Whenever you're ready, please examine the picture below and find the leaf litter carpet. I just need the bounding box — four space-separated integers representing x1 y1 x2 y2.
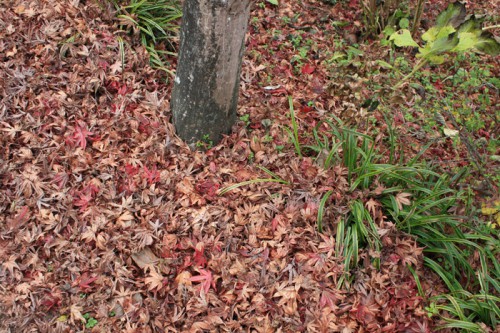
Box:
0 0 468 332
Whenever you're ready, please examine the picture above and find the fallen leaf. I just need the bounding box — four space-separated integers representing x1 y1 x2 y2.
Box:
131 247 159 269
190 269 215 295
302 63 315 74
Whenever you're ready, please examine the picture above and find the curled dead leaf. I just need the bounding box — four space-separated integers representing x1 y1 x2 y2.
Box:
175 271 192 287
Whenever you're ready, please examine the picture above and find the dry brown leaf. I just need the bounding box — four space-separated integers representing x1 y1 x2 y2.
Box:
131 247 159 269
145 269 165 291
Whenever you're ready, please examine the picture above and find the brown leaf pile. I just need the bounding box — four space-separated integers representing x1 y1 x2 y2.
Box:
0 0 484 332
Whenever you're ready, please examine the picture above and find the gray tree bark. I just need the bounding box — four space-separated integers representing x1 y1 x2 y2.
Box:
171 0 251 145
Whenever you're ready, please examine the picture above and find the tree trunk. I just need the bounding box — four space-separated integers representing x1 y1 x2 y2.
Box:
171 0 251 146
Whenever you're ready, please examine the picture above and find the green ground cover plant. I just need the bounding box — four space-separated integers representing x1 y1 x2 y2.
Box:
301 109 500 330
112 0 181 75
389 2 500 88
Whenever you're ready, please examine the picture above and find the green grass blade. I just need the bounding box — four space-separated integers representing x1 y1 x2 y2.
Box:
288 96 302 157
317 190 333 233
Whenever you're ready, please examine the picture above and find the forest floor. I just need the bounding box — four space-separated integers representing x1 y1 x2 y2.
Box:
0 0 499 332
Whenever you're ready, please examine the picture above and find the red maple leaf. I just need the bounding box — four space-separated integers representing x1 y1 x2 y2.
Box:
77 273 98 292
300 105 314 113
348 0 359 8
124 164 139 176
71 122 93 149
271 214 285 231
143 165 160 184
195 180 220 199
433 79 444 92
106 80 120 93
301 63 315 74
320 290 338 310
118 84 128 96
73 183 100 211
84 183 100 196
73 192 92 212
41 294 61 311
190 269 216 294
193 248 207 267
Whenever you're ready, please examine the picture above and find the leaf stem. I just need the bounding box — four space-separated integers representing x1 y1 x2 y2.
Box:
394 58 429 89
482 24 500 31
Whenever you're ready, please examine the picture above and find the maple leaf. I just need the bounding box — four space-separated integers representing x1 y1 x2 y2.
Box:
15 283 32 294
52 172 69 189
116 210 134 228
124 163 139 176
8 206 30 230
118 83 128 96
70 304 85 324
371 183 386 196
76 273 98 292
84 183 100 196
271 214 285 231
301 63 315 74
395 192 412 211
2 256 20 276
193 247 207 267
71 122 93 149
110 60 123 74
1 122 22 139
41 294 61 311
145 270 166 291
195 180 220 199
365 198 380 215
175 271 192 287
300 104 314 113
320 290 338 310
190 269 216 295
73 192 92 212
143 165 160 184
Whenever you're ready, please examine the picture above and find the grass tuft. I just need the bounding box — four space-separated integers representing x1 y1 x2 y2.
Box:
112 0 182 75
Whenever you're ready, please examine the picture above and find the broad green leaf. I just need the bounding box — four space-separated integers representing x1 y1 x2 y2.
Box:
452 32 477 52
429 34 459 54
266 0 278 5
389 29 419 47
435 26 456 40
456 15 482 35
423 26 456 44
399 17 410 29
422 26 439 42
376 60 393 69
383 25 395 37
428 54 445 64
435 2 466 29
417 44 433 58
475 34 500 55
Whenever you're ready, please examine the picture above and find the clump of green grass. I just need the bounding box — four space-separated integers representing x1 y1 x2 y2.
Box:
112 0 182 75
285 101 499 330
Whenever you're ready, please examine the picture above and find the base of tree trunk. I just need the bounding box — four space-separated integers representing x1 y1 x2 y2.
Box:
171 0 251 146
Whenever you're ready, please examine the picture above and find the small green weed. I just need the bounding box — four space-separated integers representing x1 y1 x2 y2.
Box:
239 114 251 127
83 313 98 329
195 134 213 150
